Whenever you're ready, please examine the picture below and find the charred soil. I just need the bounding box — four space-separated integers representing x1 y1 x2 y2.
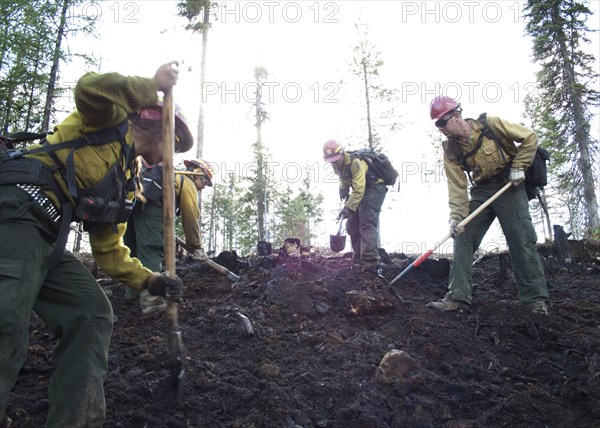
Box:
3 240 600 428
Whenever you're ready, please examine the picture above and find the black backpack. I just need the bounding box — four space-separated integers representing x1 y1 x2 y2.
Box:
140 163 164 203
349 148 399 186
0 120 135 264
139 163 185 211
478 113 550 200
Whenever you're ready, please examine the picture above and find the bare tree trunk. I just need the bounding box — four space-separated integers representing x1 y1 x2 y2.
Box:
553 224 573 262
42 0 69 130
196 3 211 158
195 4 212 243
362 60 374 149
73 222 83 253
254 76 266 242
0 9 13 73
538 189 552 240
552 2 600 234
25 56 41 129
208 185 217 251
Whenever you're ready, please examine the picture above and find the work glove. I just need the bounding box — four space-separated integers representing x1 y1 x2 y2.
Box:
339 187 349 202
509 167 525 185
146 272 183 302
192 248 208 262
449 219 465 238
337 207 353 220
154 61 179 93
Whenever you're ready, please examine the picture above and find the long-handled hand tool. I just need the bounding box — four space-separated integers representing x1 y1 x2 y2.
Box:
175 236 240 283
380 181 514 287
162 86 185 401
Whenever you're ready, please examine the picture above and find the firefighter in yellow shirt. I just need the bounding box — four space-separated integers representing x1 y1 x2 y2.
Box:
426 96 549 315
323 139 387 267
124 158 214 313
0 61 193 427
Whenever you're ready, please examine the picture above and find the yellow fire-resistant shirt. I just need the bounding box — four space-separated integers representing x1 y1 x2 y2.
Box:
24 71 161 291
175 174 201 251
443 115 538 222
335 152 370 212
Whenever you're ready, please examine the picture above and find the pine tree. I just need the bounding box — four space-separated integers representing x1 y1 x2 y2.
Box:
250 66 271 243
348 18 400 152
523 0 600 237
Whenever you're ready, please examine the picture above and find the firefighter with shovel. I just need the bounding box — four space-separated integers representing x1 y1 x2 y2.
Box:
323 139 387 269
426 96 549 315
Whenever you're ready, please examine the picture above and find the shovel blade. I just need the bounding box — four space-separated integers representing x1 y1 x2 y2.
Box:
330 234 347 252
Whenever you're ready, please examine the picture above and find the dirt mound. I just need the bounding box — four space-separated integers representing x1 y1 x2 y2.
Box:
3 240 600 427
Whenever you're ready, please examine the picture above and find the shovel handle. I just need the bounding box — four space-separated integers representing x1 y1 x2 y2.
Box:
337 217 345 235
388 181 514 286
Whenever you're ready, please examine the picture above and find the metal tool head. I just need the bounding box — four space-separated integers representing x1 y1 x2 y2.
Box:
376 266 390 284
167 324 185 401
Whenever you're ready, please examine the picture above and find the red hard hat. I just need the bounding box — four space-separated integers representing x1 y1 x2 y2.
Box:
323 139 344 163
184 158 214 186
138 99 194 153
430 96 460 121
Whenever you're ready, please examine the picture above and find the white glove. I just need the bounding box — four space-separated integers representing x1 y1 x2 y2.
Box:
509 167 525 185
449 219 465 238
192 249 208 262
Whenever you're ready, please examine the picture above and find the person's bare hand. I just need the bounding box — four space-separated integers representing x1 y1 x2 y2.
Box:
154 61 179 93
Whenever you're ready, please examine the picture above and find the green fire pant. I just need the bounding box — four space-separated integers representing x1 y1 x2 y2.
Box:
346 183 387 263
445 182 549 306
0 185 113 427
123 203 163 302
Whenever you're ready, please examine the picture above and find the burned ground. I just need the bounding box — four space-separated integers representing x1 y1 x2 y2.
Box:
3 240 600 428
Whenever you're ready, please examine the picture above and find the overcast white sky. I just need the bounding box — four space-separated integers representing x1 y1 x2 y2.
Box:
63 1 600 253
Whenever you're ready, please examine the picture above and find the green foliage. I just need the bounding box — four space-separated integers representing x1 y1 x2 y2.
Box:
200 168 324 255
177 0 215 33
201 174 247 253
272 168 324 247
523 0 600 237
0 0 98 134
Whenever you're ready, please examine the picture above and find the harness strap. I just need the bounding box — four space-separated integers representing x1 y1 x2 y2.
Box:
7 119 129 158
455 132 485 185
45 203 74 267
477 113 508 162
2 131 47 145
454 113 515 185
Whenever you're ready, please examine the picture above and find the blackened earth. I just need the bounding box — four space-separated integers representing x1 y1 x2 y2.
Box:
3 240 600 428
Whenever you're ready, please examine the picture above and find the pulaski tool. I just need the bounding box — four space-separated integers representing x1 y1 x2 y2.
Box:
379 181 514 288
161 86 185 401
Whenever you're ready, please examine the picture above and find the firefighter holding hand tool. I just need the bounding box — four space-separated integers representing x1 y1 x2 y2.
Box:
323 139 387 269
0 61 192 427
124 157 214 313
426 96 549 315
